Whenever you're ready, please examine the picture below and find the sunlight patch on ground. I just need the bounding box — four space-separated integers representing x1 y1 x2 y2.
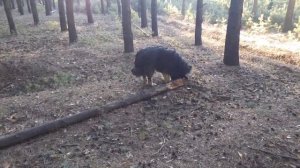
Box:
240 31 300 53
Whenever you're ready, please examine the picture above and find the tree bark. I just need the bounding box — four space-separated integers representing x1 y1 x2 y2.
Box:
106 0 111 8
0 79 186 149
100 0 105 14
58 0 67 31
181 0 186 17
121 0 134 53
30 0 39 25
117 0 121 17
3 0 17 35
85 0 94 23
223 0 244 66
26 0 31 13
151 0 158 36
195 0 203 46
16 0 24 15
11 0 16 9
283 0 296 33
45 0 52 15
252 0 258 21
140 0 147 28
66 0 77 43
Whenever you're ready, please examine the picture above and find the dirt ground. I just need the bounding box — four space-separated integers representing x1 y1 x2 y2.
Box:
0 6 300 168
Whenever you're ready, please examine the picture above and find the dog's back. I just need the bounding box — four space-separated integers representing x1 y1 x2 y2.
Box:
132 46 191 81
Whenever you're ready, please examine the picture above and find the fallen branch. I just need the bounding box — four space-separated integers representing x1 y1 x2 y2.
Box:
248 146 300 161
0 79 186 149
133 23 151 37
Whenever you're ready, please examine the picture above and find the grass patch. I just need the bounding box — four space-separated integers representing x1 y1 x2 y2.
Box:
24 72 75 93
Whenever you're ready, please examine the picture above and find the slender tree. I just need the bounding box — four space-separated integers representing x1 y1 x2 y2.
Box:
117 0 121 17
26 0 31 13
107 0 111 8
100 0 105 14
252 0 258 21
151 0 158 36
140 0 147 28
195 0 203 46
223 0 244 66
66 0 78 43
85 0 94 23
0 0 3 6
45 0 52 15
52 0 55 9
137 0 141 17
58 0 67 31
283 0 296 33
181 0 186 17
11 0 16 9
3 0 17 35
121 0 134 53
16 0 24 15
30 0 39 25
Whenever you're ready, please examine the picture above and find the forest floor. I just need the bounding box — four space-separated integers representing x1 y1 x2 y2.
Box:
0 6 300 168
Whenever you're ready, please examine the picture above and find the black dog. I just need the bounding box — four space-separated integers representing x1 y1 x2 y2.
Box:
131 46 192 85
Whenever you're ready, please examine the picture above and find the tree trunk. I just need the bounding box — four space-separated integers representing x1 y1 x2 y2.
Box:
45 0 52 15
58 0 67 31
223 0 244 66
282 0 296 33
30 0 39 25
100 0 105 14
117 0 121 17
11 0 16 9
0 79 185 149
137 0 141 17
66 0 77 43
140 0 147 28
195 0 203 46
121 0 134 53
52 0 56 9
107 0 111 8
26 0 31 13
0 0 3 6
3 0 17 35
252 0 258 21
151 0 158 36
85 0 94 23
16 0 24 15
181 0 186 17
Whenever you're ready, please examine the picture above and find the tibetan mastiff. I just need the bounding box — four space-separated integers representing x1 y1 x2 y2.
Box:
131 46 192 85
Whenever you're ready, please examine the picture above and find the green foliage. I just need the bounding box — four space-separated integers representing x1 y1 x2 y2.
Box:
24 72 74 93
293 17 300 39
156 0 300 40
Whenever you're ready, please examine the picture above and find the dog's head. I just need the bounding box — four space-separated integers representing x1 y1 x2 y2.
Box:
131 67 143 77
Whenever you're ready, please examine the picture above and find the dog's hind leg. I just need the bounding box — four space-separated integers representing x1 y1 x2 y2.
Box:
143 76 148 85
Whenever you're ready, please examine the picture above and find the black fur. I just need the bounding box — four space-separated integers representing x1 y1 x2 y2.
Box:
131 46 192 82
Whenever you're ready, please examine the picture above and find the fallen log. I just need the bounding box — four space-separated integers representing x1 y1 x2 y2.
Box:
0 79 186 149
